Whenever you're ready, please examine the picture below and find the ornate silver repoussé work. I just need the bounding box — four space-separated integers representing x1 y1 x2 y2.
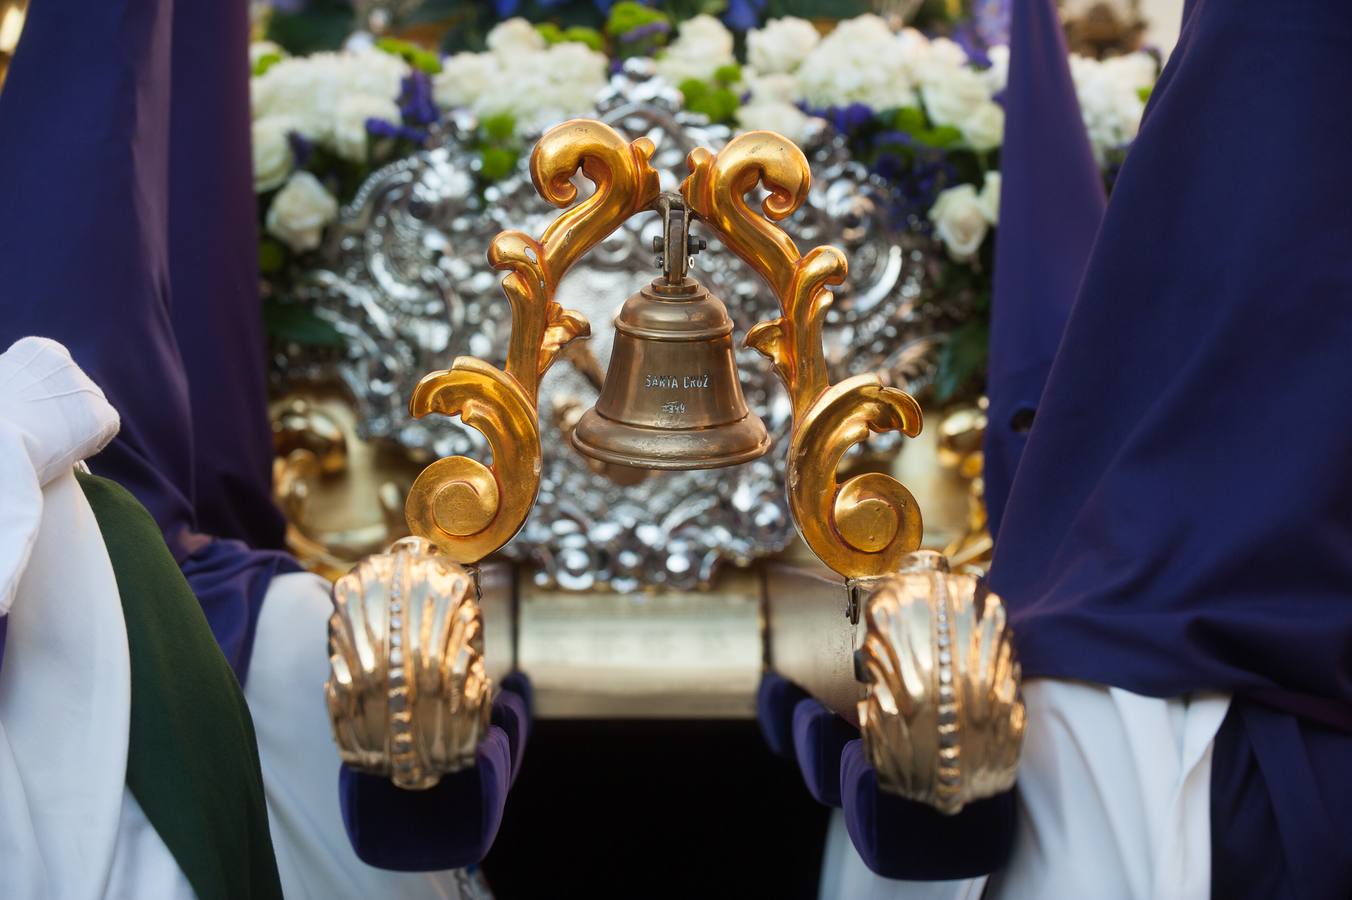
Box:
275 61 972 591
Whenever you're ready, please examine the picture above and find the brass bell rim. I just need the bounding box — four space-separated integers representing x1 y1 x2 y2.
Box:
612 317 734 342
571 409 771 471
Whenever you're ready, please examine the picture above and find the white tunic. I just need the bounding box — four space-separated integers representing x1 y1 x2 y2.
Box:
246 570 475 900
0 337 193 900
820 680 1230 900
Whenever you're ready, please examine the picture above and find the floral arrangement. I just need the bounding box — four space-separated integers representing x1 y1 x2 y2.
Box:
251 9 1158 395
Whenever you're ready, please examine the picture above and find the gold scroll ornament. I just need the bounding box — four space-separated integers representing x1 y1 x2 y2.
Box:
405 120 660 564
682 131 924 579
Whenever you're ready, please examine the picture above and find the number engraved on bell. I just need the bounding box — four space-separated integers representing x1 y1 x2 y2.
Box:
661 401 686 415
644 374 711 389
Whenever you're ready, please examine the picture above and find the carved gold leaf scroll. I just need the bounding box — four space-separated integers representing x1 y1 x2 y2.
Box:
682 131 923 578
406 119 661 563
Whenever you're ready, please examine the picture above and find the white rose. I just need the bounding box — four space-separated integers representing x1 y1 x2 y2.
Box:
921 65 992 128
252 115 297 192
343 31 376 52
744 71 800 106
825 14 893 48
674 14 735 59
251 50 408 150
656 15 735 85
897 27 930 59
736 102 812 145
467 42 607 134
252 55 334 141
929 37 970 67
928 184 989 262
339 49 409 100
796 18 917 112
977 171 1000 225
1104 51 1157 92
266 171 339 253
747 17 820 75
961 100 1004 152
543 42 608 103
433 52 501 109
983 44 1010 94
487 17 546 56
332 93 401 161
1071 52 1153 163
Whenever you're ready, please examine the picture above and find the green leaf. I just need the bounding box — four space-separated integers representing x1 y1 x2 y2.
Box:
258 239 287 275
934 317 989 403
891 106 927 133
678 78 710 104
1137 85 1153 103
262 300 345 348
561 26 605 52
680 80 739 124
479 146 520 182
252 52 283 77
713 63 742 86
920 124 963 149
265 0 353 54
480 113 517 143
375 37 443 74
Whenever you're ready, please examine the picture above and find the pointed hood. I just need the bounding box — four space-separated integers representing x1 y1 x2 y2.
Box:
984 0 1106 535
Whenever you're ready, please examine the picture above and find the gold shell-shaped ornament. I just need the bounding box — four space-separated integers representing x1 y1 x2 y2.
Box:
325 537 493 790
856 551 1025 814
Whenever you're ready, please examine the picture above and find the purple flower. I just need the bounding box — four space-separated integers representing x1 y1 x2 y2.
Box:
399 72 438 127
971 0 1012 48
288 131 313 168
625 20 671 42
949 23 992 69
366 117 427 144
816 102 874 135
722 0 765 31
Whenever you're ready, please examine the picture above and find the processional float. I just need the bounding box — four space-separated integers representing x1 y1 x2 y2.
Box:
323 118 1025 813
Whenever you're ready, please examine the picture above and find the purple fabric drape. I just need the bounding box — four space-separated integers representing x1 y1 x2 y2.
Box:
756 671 810 760
339 674 536 870
990 0 1352 894
0 0 297 682
839 740 1016 880
790 698 856 808
340 726 514 872
169 0 289 552
983 0 1105 535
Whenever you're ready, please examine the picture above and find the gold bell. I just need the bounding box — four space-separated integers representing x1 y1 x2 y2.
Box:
572 274 771 470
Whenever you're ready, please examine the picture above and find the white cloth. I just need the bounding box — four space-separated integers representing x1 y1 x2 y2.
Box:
0 337 192 900
819 680 1230 900
245 570 469 900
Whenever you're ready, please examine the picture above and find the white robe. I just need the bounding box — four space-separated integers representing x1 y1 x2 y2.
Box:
246 570 478 900
2 337 475 898
819 681 1230 900
0 337 193 900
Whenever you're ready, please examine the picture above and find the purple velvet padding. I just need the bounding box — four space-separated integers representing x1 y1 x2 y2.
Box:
339 725 512 871
791 698 858 807
492 689 529 787
500 670 534 722
840 740 1016 880
756 672 809 760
